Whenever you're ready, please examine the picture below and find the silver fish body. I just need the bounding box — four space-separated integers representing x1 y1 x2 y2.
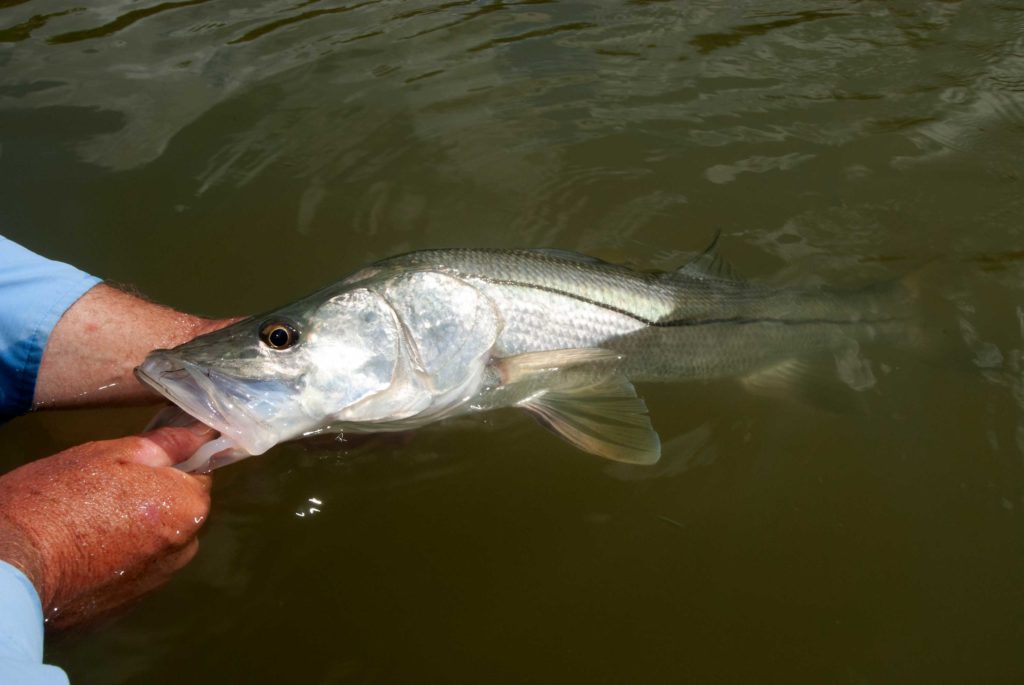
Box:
136 244 911 469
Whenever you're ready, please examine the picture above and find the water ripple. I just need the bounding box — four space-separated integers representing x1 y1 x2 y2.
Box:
467 21 596 53
227 0 383 45
398 0 549 41
690 10 854 54
46 0 214 45
0 7 83 43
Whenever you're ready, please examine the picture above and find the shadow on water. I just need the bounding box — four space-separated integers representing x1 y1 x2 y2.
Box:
2 1 1024 683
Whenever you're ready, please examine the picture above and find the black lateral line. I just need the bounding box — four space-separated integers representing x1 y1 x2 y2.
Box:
469 275 900 328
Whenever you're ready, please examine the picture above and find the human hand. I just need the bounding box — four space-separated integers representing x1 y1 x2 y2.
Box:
0 426 215 629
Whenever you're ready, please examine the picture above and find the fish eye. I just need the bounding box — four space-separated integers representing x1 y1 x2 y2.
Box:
259 321 300 350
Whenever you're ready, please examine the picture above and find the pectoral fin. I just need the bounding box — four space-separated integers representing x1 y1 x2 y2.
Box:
497 347 623 383
493 349 661 465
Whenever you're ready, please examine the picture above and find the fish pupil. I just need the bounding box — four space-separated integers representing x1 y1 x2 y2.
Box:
270 328 290 347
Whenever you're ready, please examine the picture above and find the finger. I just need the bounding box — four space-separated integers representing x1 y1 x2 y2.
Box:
132 425 218 468
190 472 213 495
168 537 200 571
177 473 213 520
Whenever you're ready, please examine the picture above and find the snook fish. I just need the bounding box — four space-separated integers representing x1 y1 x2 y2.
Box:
136 240 913 471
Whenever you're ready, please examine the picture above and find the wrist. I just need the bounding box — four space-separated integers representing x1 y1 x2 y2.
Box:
0 516 49 608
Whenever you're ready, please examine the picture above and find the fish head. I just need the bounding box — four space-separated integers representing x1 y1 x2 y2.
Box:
136 288 401 455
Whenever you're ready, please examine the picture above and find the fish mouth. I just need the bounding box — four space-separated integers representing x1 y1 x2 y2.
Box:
135 354 280 456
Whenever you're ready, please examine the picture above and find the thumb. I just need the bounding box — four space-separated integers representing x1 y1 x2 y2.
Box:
132 425 218 468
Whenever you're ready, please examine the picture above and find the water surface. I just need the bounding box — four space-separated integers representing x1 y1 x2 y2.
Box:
2 1 1024 683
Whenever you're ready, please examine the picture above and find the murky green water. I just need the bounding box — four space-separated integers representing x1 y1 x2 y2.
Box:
2 1 1024 682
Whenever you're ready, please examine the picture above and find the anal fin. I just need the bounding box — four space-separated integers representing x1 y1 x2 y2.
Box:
740 356 867 414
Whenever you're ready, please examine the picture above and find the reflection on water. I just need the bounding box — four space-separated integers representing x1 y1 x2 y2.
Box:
2 1 1024 683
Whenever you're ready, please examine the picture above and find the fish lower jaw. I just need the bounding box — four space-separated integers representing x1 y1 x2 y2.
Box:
135 363 279 456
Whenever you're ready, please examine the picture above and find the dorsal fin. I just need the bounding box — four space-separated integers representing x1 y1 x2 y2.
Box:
529 248 613 267
670 230 745 282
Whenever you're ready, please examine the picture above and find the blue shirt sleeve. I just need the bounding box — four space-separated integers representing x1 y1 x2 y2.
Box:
0 561 69 684
0 236 101 420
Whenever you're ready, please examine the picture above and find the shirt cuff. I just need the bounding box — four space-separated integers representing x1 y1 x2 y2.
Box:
0 560 68 684
0 235 101 419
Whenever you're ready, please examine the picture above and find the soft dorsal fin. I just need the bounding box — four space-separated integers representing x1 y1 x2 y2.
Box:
671 230 745 282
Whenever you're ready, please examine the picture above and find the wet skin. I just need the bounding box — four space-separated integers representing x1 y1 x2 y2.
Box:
0 426 215 629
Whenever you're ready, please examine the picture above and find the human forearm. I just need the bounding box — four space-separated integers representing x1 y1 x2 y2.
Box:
33 283 237 409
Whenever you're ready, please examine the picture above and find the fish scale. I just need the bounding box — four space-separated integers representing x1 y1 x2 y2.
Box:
373 248 906 380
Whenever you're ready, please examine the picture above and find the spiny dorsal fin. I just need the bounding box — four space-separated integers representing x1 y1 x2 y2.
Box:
671 230 745 282
529 248 614 267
